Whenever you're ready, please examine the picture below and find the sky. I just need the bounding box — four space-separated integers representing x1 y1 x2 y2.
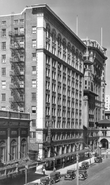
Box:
0 0 110 95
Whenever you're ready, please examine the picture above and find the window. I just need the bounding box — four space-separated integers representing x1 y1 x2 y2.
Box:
14 20 18 24
32 119 36 127
32 92 36 101
32 26 36 34
20 41 24 48
1 42 6 50
10 140 17 160
20 27 24 34
33 132 36 138
0 141 6 162
21 139 26 158
46 24 50 50
20 81 24 88
32 106 36 113
1 29 6 37
2 68 6 76
32 53 36 61
14 28 18 34
32 79 36 88
1 106 6 110
1 55 6 63
31 66 36 75
32 40 36 48
30 131 36 138
1 21 6 25
20 55 24 62
2 81 6 89
20 19 24 23
2 93 6 101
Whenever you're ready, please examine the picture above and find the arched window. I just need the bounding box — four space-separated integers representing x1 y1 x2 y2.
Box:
0 141 6 162
10 139 17 160
62 38 66 61
46 23 50 39
21 139 27 158
67 42 71 64
71 46 75 67
46 23 51 50
52 29 56 55
57 34 62 58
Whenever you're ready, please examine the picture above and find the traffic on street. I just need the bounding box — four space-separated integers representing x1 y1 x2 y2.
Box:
56 157 110 185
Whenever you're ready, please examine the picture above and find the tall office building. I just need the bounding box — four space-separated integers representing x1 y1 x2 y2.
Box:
0 4 87 163
83 39 107 150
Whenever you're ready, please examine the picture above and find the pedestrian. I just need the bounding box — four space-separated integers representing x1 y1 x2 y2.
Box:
42 166 45 175
53 167 56 172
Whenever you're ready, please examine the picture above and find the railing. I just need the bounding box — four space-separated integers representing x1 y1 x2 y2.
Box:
0 110 30 119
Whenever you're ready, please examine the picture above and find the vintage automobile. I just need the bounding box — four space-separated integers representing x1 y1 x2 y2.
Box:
79 165 87 170
64 169 76 180
40 176 50 185
50 171 61 184
80 161 89 169
79 170 88 180
94 156 102 163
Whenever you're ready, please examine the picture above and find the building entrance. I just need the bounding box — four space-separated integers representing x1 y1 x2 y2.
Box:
100 138 108 149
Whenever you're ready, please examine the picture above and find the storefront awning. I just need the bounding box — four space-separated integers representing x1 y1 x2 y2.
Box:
44 149 89 162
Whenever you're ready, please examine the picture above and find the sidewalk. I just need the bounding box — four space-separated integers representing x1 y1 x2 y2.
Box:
31 156 95 184
45 156 95 176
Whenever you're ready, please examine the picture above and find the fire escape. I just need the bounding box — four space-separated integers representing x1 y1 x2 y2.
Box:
9 30 25 112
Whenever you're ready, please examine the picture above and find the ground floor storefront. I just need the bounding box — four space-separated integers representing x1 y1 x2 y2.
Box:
43 149 91 170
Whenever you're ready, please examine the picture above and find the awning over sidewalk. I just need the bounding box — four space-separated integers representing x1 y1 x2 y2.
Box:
44 149 89 162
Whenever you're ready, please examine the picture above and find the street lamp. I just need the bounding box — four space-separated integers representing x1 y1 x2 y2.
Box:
75 143 80 185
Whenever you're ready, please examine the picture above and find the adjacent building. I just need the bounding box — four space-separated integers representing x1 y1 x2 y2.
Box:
83 39 107 151
0 110 30 179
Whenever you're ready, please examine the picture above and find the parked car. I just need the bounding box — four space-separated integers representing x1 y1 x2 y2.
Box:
40 176 50 185
50 171 61 184
79 161 89 170
79 170 88 180
95 156 102 163
79 165 87 170
64 170 76 180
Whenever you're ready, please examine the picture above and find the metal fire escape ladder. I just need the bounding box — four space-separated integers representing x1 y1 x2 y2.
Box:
9 21 25 112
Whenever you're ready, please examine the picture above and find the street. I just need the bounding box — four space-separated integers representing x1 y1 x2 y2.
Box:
57 157 110 185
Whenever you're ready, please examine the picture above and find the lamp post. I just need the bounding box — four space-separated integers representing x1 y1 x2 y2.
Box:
75 143 79 185
25 164 28 185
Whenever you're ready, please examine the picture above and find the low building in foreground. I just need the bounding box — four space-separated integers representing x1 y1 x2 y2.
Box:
0 110 30 179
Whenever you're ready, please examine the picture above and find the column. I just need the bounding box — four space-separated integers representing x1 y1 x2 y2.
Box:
7 128 10 161
18 127 20 159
